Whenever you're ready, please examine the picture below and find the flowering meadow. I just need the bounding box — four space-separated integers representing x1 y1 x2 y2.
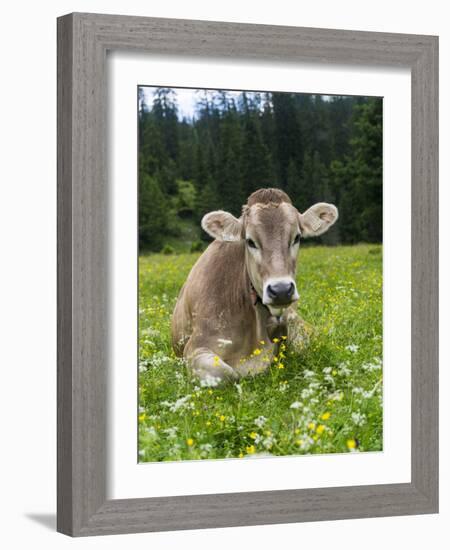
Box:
138 244 383 461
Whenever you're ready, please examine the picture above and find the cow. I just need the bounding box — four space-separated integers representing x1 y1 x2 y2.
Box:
171 188 338 385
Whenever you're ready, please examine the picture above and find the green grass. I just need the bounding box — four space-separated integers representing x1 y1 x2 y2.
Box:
138 244 383 461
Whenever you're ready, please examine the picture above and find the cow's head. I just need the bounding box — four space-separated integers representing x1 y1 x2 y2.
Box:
202 188 338 315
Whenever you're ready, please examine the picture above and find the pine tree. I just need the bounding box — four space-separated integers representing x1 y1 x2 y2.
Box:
240 115 275 198
272 92 303 186
329 98 382 243
285 158 301 207
137 86 383 248
152 88 179 161
139 174 169 251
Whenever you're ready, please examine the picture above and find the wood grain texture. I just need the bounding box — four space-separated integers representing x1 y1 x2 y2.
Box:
57 12 439 537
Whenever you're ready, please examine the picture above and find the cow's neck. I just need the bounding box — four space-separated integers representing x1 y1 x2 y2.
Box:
247 276 288 349
246 277 279 343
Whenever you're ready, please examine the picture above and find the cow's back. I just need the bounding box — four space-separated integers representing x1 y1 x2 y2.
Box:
171 240 251 356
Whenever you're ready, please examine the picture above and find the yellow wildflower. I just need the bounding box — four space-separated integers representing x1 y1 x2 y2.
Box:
321 412 331 420
238 452 244 458
281 335 287 340
347 439 357 450
294 428 300 435
249 431 258 440
213 355 220 366
308 422 316 430
295 439 304 446
277 363 284 369
316 424 326 435
186 438 194 446
246 445 256 454
253 348 262 356
206 421 211 426
138 413 146 423
259 340 266 345
273 337 280 343
219 415 226 422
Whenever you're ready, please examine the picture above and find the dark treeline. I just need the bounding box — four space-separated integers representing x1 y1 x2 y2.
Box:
139 87 382 252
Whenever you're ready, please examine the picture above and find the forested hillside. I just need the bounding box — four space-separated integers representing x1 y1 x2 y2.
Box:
138 87 382 251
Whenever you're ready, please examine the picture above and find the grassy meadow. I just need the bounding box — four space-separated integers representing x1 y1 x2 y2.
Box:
138 244 383 462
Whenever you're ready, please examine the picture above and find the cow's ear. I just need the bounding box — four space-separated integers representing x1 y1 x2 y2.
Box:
201 210 243 241
299 203 338 238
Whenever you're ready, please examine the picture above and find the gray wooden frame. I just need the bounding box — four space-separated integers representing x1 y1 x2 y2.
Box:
57 12 438 537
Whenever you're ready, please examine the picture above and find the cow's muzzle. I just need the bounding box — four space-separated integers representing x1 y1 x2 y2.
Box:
263 278 299 307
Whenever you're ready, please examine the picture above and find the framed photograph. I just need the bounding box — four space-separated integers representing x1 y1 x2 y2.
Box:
57 13 438 536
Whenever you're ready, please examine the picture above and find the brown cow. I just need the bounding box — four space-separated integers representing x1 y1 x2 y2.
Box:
171 188 338 385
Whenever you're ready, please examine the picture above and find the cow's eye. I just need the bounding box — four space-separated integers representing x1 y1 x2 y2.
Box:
246 238 257 249
292 234 301 246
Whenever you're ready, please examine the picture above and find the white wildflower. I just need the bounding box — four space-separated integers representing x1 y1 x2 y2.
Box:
163 427 178 438
362 379 383 398
303 369 316 378
141 327 161 338
296 435 314 451
146 351 172 368
169 443 181 456
361 358 382 372
346 344 359 353
146 426 158 439
254 416 267 428
329 391 344 401
338 361 352 376
200 375 221 388
254 433 263 444
139 361 147 373
262 435 275 450
200 443 213 456
290 401 302 410
351 412 367 426
161 395 191 413
301 388 313 399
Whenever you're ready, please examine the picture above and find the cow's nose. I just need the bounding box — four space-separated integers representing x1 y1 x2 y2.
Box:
267 281 295 302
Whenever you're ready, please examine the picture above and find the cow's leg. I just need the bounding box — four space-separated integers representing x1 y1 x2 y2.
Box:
187 347 239 385
171 286 191 357
285 309 313 352
233 349 274 378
